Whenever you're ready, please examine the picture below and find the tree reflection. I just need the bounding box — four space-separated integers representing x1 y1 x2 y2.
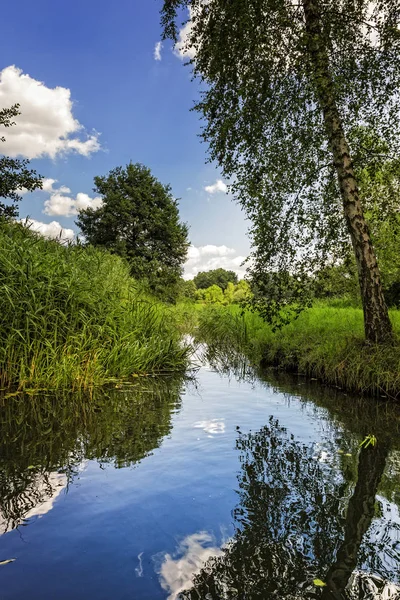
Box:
0 377 183 533
180 417 397 599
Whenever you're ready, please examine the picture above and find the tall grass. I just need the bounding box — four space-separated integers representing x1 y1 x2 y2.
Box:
0 221 191 391
196 303 400 398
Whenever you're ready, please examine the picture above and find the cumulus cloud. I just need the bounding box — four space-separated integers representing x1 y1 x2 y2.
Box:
204 179 228 194
184 244 247 279
44 190 103 217
22 218 75 242
154 41 163 61
0 65 101 159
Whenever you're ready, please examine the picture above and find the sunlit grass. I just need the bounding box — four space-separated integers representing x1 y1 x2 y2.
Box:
195 302 400 397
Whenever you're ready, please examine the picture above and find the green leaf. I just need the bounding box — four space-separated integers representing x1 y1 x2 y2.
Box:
313 579 327 587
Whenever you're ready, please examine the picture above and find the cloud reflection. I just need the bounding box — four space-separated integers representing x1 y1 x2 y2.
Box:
193 419 225 436
159 532 223 600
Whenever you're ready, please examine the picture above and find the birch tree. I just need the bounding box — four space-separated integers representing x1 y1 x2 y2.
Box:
161 0 400 342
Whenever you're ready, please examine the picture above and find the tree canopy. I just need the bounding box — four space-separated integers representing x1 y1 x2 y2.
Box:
76 163 189 299
193 268 238 290
161 0 400 342
0 104 43 217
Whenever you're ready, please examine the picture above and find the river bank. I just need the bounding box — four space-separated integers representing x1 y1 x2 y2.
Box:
0 222 191 392
193 303 400 399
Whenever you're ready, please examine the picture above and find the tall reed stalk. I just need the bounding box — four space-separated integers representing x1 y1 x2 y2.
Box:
0 221 190 391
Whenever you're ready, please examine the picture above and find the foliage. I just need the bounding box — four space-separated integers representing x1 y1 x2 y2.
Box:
193 279 252 305
76 163 189 300
0 221 191 391
194 303 400 397
193 268 238 291
0 104 43 217
161 0 400 341
177 278 197 301
356 133 400 306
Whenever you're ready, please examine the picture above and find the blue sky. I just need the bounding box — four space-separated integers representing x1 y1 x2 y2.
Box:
0 0 250 278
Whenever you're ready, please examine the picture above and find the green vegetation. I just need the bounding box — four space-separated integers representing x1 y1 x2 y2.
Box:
161 0 400 343
195 303 400 398
76 162 189 301
0 221 191 391
178 277 252 305
193 268 238 291
0 104 43 217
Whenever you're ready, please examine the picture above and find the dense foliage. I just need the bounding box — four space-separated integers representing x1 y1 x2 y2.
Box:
76 163 189 300
0 105 43 217
193 268 238 291
161 0 400 342
0 221 190 390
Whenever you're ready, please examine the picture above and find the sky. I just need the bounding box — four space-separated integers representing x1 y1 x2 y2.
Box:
0 0 251 279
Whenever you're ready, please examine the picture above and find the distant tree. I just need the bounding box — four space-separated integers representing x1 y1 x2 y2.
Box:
204 284 225 304
0 104 43 218
161 0 400 342
76 163 189 299
194 268 238 291
233 280 252 304
179 279 197 300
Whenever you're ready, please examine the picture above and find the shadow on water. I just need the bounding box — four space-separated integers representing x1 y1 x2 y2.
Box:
176 349 400 599
0 377 185 534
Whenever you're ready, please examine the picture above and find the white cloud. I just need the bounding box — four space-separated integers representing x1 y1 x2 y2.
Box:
159 532 223 600
44 190 103 217
174 8 197 60
154 41 163 61
204 179 228 194
22 218 75 242
184 244 247 279
0 65 101 159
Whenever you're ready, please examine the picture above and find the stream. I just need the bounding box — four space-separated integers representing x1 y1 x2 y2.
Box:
0 363 399 599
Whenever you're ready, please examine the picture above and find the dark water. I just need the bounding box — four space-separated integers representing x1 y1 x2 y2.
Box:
0 365 400 599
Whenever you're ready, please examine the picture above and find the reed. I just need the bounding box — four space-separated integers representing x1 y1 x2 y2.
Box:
0 221 191 391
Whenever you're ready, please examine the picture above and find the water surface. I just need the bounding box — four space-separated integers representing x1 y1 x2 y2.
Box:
0 366 399 599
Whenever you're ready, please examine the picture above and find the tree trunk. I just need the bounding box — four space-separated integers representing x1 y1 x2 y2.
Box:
302 0 392 343
322 443 389 599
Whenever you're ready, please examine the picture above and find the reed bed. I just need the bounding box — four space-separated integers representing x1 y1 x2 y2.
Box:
0 221 191 391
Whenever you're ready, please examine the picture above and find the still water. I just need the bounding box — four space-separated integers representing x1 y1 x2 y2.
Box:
0 365 400 599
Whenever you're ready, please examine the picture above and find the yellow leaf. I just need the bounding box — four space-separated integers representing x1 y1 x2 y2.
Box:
313 579 327 587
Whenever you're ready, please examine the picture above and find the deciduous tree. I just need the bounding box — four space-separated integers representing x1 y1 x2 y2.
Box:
161 0 400 342
76 163 189 299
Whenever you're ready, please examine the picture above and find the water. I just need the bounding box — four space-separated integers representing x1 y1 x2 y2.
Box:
0 365 400 599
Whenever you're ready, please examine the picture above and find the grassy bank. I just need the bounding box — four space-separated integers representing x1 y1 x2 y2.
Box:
0 222 190 391
195 303 400 398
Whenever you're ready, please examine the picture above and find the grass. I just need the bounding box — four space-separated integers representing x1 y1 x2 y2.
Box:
194 302 400 398
0 221 191 391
